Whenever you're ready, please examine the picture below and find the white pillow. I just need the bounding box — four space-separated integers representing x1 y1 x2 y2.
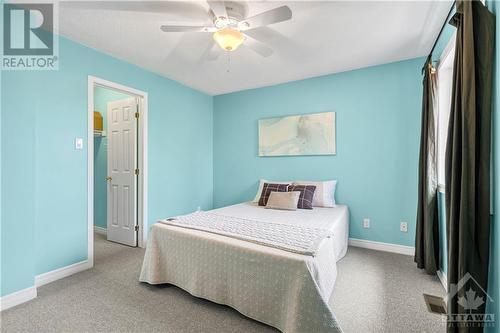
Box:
253 179 291 203
293 180 337 207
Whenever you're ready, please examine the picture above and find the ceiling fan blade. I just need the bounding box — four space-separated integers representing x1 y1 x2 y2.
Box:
160 25 216 33
239 6 292 31
207 1 227 19
243 34 273 57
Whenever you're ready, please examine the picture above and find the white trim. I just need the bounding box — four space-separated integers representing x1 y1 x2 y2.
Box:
35 260 92 288
88 78 94 268
138 92 148 248
348 238 415 256
94 226 107 236
0 286 37 311
88 76 149 256
0 260 92 311
437 269 448 292
438 183 446 193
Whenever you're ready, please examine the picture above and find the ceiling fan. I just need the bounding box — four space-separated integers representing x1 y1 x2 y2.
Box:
160 1 292 59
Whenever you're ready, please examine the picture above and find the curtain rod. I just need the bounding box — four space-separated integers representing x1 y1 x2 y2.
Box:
428 1 456 58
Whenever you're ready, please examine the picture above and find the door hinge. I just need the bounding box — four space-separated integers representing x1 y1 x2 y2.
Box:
134 225 139 231
135 168 139 175
135 111 139 119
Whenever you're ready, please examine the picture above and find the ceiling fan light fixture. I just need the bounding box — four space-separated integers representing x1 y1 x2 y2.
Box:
213 28 244 51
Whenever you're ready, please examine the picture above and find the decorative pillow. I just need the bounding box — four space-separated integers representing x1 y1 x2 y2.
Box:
265 191 301 211
258 183 289 206
287 185 316 209
293 180 337 207
253 179 291 203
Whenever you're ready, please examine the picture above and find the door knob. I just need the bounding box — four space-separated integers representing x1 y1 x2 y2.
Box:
106 176 112 181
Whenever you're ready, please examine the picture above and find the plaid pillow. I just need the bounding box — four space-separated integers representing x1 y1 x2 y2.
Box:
287 185 316 209
258 183 290 206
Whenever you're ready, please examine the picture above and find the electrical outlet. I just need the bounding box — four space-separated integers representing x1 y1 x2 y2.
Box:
363 218 370 229
196 206 201 212
400 221 408 233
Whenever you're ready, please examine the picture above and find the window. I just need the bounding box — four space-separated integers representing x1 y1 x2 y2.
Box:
436 37 455 190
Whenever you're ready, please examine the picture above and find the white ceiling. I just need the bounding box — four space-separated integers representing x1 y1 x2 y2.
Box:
59 1 453 95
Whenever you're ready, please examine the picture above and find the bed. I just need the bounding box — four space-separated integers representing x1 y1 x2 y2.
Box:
139 202 348 333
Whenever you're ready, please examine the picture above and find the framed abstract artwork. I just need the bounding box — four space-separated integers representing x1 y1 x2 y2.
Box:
258 111 336 157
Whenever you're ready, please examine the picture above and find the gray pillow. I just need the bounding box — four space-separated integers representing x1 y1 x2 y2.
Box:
265 191 301 211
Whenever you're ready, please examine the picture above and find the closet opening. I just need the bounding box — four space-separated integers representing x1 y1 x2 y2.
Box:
87 76 149 266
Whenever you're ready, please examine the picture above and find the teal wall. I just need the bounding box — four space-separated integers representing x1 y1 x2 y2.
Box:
1 36 213 296
213 58 424 247
1 69 37 296
0 58 2 295
93 87 134 229
486 1 499 331
1 2 36 296
0 67 2 296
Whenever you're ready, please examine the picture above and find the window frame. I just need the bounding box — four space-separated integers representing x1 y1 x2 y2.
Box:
436 34 456 193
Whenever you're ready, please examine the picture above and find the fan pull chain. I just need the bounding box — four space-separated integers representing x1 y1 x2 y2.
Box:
226 53 231 73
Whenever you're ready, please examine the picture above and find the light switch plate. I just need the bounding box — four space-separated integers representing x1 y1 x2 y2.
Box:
75 138 83 150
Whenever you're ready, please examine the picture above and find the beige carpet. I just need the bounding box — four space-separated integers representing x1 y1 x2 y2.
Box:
1 233 445 332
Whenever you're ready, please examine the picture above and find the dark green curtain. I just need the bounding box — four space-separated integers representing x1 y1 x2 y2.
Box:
414 57 439 275
446 1 494 331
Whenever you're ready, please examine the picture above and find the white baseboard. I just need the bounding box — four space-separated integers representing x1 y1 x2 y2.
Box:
348 238 415 256
0 286 37 311
35 260 92 287
94 226 107 236
1 260 92 311
437 269 447 291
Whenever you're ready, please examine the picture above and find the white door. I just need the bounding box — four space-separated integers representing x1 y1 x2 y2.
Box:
107 97 138 246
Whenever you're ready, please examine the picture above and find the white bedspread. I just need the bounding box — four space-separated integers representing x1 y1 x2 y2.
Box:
140 202 348 333
159 211 333 256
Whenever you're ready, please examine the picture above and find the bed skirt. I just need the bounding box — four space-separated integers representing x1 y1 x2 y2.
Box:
139 223 343 333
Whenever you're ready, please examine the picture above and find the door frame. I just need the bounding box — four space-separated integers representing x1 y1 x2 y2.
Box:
87 76 149 266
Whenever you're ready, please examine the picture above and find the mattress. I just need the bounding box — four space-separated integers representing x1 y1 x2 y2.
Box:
140 202 349 333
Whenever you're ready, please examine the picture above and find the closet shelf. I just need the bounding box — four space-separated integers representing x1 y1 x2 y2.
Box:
94 130 106 137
